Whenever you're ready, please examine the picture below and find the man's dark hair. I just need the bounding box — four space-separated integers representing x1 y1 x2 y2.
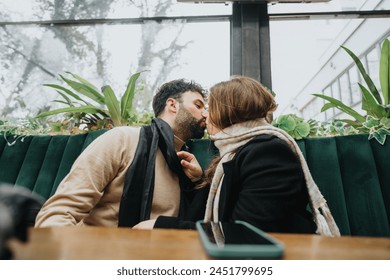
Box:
152 79 206 117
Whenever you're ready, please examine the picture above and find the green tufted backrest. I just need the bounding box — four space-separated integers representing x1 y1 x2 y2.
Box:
190 135 390 238
297 135 390 237
0 130 107 200
0 131 389 237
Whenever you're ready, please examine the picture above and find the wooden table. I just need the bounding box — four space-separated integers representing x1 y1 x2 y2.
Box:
8 227 390 260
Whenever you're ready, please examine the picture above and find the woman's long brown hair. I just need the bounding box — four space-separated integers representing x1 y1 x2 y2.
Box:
198 76 277 189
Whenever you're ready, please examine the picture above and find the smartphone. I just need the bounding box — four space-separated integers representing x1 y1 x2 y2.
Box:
196 220 284 259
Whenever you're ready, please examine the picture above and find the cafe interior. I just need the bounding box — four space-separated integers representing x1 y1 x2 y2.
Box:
0 0 390 260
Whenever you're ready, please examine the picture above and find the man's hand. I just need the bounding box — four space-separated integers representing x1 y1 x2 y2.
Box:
177 151 203 182
132 219 156 230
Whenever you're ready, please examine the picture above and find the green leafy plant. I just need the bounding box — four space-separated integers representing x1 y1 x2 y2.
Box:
272 114 361 140
363 115 390 145
0 118 51 145
313 39 390 144
315 120 358 137
272 114 312 140
36 71 151 129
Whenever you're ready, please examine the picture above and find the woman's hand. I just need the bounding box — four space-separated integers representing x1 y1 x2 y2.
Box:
177 151 203 182
132 219 156 230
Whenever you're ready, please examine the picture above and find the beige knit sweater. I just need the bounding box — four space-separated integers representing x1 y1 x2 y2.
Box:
35 126 181 227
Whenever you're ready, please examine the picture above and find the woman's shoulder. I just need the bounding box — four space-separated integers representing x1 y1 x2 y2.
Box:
232 134 299 165
240 134 291 153
231 134 302 173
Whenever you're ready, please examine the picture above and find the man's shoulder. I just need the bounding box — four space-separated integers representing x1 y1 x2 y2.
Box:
92 126 142 147
107 126 142 137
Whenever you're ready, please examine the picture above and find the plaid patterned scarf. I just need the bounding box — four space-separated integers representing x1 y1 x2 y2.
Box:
204 118 340 237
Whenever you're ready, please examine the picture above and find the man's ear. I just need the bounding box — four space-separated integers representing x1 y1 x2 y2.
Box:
166 98 178 114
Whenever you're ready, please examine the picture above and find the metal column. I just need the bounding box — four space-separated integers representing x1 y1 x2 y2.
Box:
231 2 272 90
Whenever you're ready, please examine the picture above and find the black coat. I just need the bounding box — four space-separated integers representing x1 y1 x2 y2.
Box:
156 134 316 234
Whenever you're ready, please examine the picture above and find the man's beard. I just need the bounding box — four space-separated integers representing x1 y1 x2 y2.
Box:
174 107 205 140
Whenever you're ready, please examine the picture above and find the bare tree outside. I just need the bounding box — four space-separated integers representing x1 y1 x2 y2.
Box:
0 0 194 119
130 0 193 111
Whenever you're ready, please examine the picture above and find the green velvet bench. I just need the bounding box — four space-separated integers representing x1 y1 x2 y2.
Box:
0 130 389 237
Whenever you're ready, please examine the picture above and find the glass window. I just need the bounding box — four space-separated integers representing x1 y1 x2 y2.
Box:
331 80 341 103
349 66 361 105
0 21 230 118
300 106 309 120
313 97 327 121
270 0 390 118
301 97 326 121
323 86 335 119
270 17 355 116
0 0 232 21
339 72 352 106
268 0 367 14
300 100 312 120
366 47 381 93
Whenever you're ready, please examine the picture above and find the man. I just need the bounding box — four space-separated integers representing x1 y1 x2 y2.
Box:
35 79 207 228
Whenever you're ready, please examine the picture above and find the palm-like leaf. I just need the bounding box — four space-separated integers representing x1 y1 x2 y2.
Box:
341 46 382 104
39 71 145 128
53 100 73 106
36 106 108 118
313 93 366 124
121 72 142 121
380 39 390 105
359 84 386 118
65 72 100 92
60 75 105 104
339 119 362 127
322 103 337 112
102 85 122 126
43 84 89 105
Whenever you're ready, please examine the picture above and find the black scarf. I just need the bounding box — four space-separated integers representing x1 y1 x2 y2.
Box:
118 118 193 227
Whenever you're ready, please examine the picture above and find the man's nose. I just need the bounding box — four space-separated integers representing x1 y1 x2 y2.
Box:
201 110 208 119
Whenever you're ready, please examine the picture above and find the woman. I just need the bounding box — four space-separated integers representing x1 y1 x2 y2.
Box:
135 76 339 236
